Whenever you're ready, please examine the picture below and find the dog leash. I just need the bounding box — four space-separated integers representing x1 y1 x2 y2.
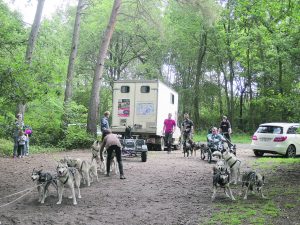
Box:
0 190 33 209
0 184 44 209
0 184 42 200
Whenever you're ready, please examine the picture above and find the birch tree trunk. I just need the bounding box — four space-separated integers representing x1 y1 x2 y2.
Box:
87 0 122 135
18 0 45 117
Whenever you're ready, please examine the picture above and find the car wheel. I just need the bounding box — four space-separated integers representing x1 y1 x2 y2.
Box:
286 145 296 158
254 150 264 157
141 151 147 162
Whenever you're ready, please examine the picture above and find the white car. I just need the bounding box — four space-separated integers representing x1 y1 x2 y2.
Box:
251 123 300 157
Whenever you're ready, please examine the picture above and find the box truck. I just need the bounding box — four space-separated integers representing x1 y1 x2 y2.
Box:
111 80 181 150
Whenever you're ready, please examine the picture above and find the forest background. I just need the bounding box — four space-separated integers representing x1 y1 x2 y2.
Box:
0 0 299 151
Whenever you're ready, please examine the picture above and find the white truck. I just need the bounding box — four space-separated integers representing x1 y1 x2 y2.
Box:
111 80 181 151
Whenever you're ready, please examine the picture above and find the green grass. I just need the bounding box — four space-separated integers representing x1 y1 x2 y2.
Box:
0 138 65 157
206 200 279 225
252 157 300 169
205 158 300 225
193 132 252 144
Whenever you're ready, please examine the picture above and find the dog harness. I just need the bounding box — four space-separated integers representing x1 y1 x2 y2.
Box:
225 156 240 168
63 176 69 185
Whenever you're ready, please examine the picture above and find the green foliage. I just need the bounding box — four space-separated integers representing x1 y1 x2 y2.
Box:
58 126 94 150
1 0 300 148
0 138 13 156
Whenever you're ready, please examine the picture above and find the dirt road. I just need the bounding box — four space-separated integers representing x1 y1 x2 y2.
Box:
0 144 296 225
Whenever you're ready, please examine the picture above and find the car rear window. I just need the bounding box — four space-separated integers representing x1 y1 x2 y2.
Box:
256 126 283 134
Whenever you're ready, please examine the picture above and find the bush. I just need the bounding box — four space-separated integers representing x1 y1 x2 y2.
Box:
0 138 13 156
58 126 94 150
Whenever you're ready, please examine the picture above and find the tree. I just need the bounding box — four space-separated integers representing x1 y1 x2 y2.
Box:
62 0 86 129
19 0 45 116
87 0 122 135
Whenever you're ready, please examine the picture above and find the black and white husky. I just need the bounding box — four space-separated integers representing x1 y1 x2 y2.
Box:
211 159 235 201
31 168 57 204
56 162 82 205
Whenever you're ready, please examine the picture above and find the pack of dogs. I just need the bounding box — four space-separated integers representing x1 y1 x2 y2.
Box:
31 140 119 205
183 140 202 157
210 147 266 201
30 139 266 205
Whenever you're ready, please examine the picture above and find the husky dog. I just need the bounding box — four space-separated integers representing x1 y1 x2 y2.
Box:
88 159 99 183
212 151 222 159
91 140 117 174
56 162 82 205
62 156 92 186
241 171 266 200
31 168 57 204
91 140 106 173
106 149 118 175
211 159 235 201
222 149 241 184
191 142 202 157
183 140 195 157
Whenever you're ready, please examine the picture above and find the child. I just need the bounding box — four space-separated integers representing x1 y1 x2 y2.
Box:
24 126 32 156
17 130 26 158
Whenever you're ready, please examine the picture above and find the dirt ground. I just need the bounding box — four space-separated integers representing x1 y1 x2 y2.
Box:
0 144 299 225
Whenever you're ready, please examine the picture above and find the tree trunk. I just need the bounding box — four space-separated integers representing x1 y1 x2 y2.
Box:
193 31 207 128
217 70 223 117
87 0 122 135
25 0 45 65
62 0 84 130
276 46 283 95
18 0 45 117
64 0 84 104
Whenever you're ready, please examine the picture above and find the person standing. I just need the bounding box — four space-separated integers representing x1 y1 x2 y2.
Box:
163 113 176 153
17 130 26 158
99 130 126 179
219 115 232 141
24 126 32 156
100 111 110 141
181 113 194 147
13 113 24 158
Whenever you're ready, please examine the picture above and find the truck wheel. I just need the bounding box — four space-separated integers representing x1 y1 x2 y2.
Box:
141 152 147 162
157 138 165 151
173 144 180 150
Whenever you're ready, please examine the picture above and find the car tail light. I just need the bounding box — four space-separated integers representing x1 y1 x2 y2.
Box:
273 136 287 142
252 135 258 140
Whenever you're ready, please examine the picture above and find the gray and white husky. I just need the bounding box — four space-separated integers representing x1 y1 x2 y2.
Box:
222 149 241 184
56 162 82 205
31 168 57 204
241 171 266 200
62 156 98 186
91 140 106 173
